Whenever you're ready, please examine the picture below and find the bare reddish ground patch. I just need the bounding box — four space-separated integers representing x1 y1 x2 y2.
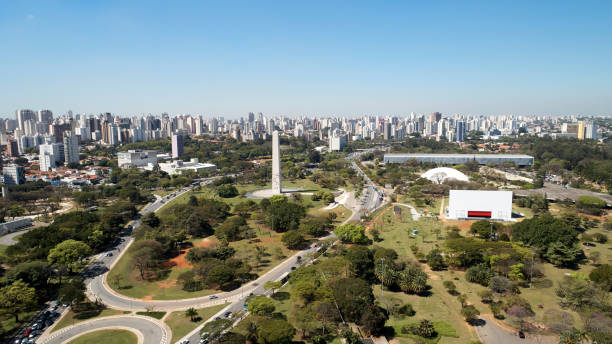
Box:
442 219 475 233
166 238 217 270
141 295 153 301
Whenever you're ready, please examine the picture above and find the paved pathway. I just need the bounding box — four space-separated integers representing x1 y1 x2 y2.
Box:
474 315 556 344
0 229 30 246
394 203 421 220
39 315 168 344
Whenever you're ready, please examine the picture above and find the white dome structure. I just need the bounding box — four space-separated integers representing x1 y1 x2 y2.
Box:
421 167 469 184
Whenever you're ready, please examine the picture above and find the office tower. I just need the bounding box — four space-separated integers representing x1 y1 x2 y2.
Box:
7 139 19 157
3 165 25 185
456 121 466 142
172 133 184 158
16 109 36 131
63 132 79 164
248 112 255 123
383 122 392 140
272 130 282 195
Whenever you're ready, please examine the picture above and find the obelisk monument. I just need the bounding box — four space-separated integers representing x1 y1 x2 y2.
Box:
272 130 282 194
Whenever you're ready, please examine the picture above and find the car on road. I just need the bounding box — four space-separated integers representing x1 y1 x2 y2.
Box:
106 252 113 257
583 242 596 247
179 340 190 344
209 295 218 300
518 331 525 338
224 311 232 318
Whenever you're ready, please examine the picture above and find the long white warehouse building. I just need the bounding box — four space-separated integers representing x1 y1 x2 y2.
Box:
384 153 534 166
446 190 513 221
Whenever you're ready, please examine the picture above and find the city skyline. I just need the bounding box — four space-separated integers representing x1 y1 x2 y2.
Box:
1 1 611 116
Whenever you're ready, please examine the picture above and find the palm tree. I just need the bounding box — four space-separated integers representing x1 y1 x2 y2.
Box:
185 307 198 322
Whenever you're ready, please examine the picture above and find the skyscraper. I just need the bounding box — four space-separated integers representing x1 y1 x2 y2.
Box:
383 122 392 140
172 133 184 158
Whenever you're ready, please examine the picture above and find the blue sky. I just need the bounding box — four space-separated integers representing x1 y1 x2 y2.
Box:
1 1 611 118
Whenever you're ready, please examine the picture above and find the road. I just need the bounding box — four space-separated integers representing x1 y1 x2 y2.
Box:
39 315 169 344
0 228 30 245
514 182 612 206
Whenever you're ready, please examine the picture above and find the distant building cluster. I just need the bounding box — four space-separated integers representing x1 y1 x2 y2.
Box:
384 153 534 166
0 108 606 185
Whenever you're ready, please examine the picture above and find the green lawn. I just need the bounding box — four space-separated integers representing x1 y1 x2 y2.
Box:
136 311 166 319
52 308 125 332
165 304 227 343
0 310 37 336
67 329 137 344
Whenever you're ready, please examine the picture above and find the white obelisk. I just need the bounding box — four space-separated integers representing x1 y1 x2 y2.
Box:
272 130 282 194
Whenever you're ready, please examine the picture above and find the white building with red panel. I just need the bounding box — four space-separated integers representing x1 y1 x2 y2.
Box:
446 190 513 221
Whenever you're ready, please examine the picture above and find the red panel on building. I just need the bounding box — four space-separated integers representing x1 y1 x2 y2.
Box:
467 211 492 218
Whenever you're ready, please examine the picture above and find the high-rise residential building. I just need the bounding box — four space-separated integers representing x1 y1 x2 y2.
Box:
585 122 599 140
172 133 184 158
456 121 466 142
429 112 442 123
577 121 586 140
40 142 64 165
39 152 55 172
38 109 53 124
248 112 255 123
3 165 25 185
6 139 19 157
16 109 36 131
383 122 392 140
63 132 79 164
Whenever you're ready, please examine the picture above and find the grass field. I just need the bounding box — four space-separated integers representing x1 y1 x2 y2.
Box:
67 329 137 344
165 304 227 343
52 309 125 332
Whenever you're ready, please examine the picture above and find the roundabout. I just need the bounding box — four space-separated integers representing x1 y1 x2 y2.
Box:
39 315 168 344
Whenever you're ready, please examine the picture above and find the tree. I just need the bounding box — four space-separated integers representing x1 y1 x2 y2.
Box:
248 296 275 315
542 309 573 333
330 278 374 322
141 212 160 228
490 275 515 294
506 305 534 330
47 239 92 276
397 268 428 294
264 281 283 296
215 216 250 242
511 215 578 249
219 332 247 344
256 318 296 344
545 241 583 267
281 230 306 250
461 305 480 324
470 220 496 239
590 264 612 291
266 196 306 232
576 196 606 215
58 279 86 306
334 224 370 244
131 244 159 280
186 307 198 321
360 305 389 336
556 274 607 311
465 263 494 286
217 184 239 198
0 280 37 322
426 249 445 270
344 245 373 279
6 261 52 291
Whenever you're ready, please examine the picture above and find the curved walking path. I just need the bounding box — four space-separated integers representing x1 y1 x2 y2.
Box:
38 315 169 344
